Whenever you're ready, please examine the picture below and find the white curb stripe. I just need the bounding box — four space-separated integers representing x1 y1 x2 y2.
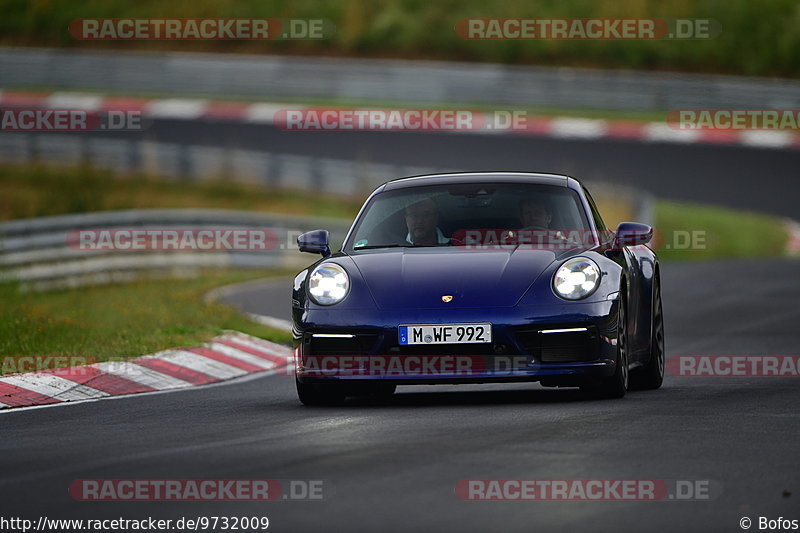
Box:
0 374 108 401
549 118 609 139
155 350 248 379
219 333 292 357
207 342 277 369
146 98 208 119
96 362 194 390
46 92 104 110
740 130 794 148
244 312 293 333
643 123 700 143
244 103 292 124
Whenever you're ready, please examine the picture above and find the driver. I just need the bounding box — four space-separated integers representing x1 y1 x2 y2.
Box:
404 198 450 245
519 197 552 230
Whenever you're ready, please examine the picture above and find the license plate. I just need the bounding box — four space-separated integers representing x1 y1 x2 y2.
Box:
399 323 492 345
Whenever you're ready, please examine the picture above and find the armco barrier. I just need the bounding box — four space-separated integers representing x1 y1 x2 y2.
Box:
0 133 438 198
0 209 351 291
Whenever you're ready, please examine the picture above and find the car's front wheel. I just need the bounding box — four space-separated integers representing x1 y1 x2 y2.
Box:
296 379 346 406
582 292 628 399
631 277 665 390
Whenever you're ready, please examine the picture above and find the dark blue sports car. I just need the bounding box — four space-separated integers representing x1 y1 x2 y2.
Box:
292 172 664 405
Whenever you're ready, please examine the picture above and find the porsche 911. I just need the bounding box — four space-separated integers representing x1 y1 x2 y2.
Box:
292 172 664 405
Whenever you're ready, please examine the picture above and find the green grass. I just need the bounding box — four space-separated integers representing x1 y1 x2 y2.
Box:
0 269 293 367
0 0 797 77
653 201 788 261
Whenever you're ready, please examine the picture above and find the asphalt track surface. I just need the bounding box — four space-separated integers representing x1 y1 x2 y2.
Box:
4 127 799 531
84 118 800 218
2 258 799 532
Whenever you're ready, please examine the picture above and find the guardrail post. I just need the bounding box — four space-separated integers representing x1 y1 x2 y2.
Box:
311 157 323 191
26 134 38 163
177 143 191 180
79 136 92 166
127 139 141 174
266 152 282 188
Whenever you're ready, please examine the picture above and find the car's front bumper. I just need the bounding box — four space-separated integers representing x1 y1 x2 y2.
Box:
294 299 620 386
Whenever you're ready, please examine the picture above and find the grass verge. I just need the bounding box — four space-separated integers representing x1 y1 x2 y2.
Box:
653 201 788 261
0 269 293 368
0 164 362 222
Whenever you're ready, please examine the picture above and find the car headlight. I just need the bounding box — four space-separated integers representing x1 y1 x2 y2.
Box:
553 257 601 300
308 263 350 305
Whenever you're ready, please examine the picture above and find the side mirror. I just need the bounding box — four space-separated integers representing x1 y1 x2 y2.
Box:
297 230 331 257
614 222 653 247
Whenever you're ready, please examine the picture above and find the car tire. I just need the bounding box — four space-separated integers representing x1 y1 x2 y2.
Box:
296 378 346 406
582 291 628 399
631 277 665 390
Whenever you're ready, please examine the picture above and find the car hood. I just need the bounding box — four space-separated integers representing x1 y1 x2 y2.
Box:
349 247 561 309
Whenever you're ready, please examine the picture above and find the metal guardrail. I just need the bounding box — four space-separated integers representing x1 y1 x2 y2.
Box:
0 209 351 291
1 47 799 111
0 133 438 198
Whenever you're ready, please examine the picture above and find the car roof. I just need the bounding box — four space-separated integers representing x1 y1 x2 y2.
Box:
382 172 574 191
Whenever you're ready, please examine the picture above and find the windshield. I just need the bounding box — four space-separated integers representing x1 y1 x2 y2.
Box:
346 183 595 251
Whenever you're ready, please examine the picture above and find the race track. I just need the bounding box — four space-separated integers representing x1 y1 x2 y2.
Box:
90 118 800 218
2 127 799 532
2 258 798 532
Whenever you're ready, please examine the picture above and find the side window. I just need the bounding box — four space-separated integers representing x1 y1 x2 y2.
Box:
583 187 611 243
